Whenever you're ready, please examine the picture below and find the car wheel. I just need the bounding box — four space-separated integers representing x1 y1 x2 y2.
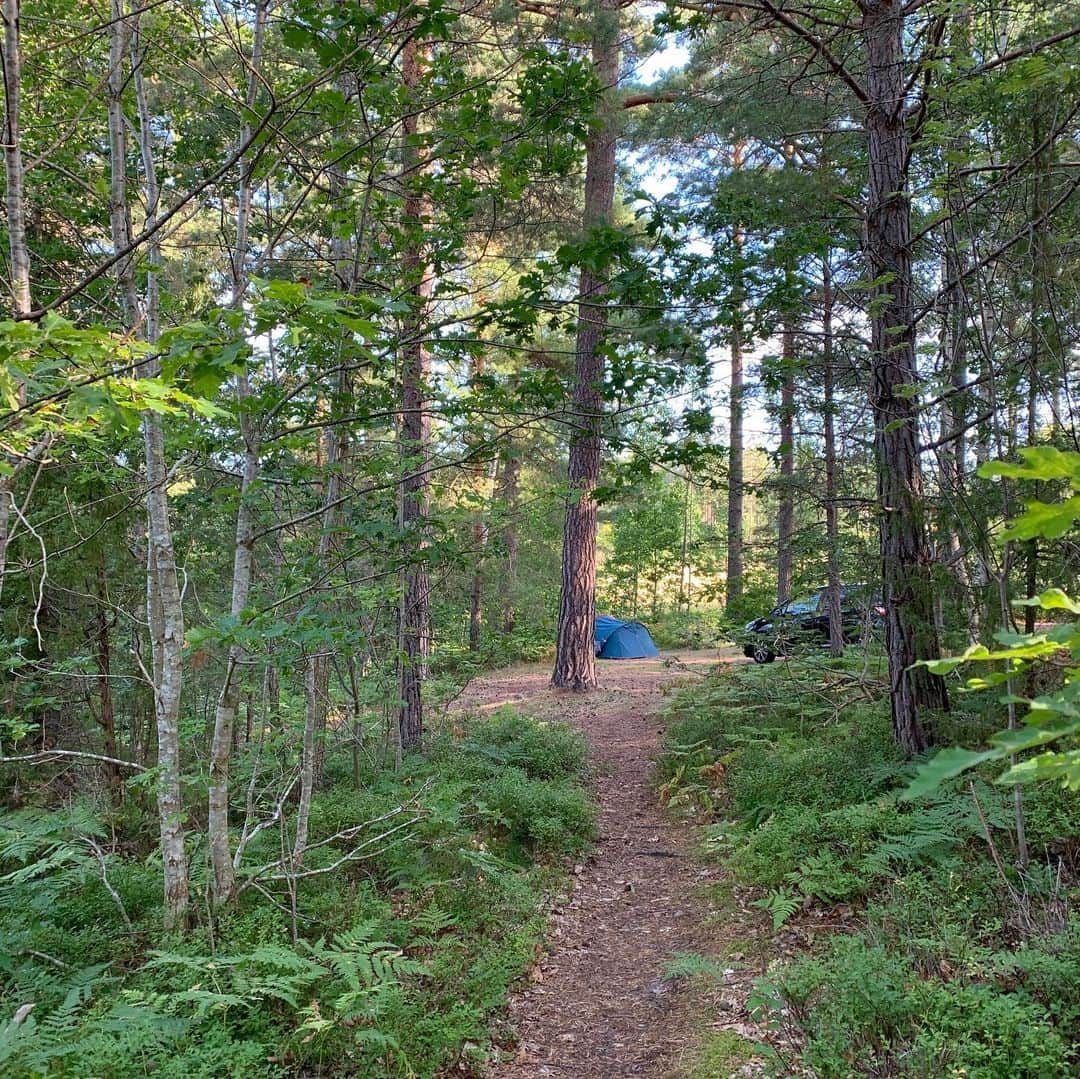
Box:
753 646 775 664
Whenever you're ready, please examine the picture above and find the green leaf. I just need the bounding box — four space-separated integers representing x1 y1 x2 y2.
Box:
979 446 1080 487
1013 588 1080 615
901 747 995 801
1002 496 1080 541
916 643 990 675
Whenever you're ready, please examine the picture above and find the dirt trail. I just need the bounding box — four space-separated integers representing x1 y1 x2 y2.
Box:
456 649 746 1079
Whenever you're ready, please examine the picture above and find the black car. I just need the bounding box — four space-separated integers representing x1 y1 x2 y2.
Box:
741 585 884 663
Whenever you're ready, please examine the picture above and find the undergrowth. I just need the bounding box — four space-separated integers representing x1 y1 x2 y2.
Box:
660 657 1080 1078
0 707 594 1078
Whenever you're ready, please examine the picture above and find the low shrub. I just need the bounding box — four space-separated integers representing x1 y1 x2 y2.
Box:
0 707 595 1078
765 936 1073 1078
661 656 1080 1077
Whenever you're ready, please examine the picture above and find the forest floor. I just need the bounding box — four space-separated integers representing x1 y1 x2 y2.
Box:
456 648 769 1079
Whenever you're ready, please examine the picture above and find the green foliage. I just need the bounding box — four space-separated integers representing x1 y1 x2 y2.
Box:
662 656 1080 1077
907 450 1080 796
455 708 589 782
759 937 1073 1078
661 950 732 982
683 1029 761 1077
648 609 726 649
0 710 595 1077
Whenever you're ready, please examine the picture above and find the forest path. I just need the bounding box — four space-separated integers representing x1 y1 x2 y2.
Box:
456 647 748 1078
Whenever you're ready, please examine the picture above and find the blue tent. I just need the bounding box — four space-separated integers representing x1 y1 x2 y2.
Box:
594 615 660 659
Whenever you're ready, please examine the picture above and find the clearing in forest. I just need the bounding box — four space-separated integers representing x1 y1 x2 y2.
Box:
458 648 758 1078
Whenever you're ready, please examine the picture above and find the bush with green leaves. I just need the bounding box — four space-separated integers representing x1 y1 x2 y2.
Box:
758 936 1073 1078
662 652 1080 1077
906 448 1080 798
0 708 595 1078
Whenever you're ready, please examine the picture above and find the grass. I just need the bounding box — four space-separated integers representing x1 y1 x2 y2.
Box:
684 1029 761 1077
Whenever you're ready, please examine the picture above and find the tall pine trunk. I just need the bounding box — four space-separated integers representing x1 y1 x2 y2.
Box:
822 258 844 657
725 164 746 610
863 0 947 755
776 319 796 604
552 0 618 691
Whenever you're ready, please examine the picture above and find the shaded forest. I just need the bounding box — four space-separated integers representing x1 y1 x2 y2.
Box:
0 0 1077 1074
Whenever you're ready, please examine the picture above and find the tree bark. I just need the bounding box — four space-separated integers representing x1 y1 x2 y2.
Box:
119 3 189 927
863 0 948 755
398 34 434 749
725 147 746 609
467 354 491 653
497 441 520 636
551 0 618 691
0 0 31 600
679 475 692 612
94 560 122 801
776 319 796 604
821 257 844 657
1 0 28 317
207 0 267 907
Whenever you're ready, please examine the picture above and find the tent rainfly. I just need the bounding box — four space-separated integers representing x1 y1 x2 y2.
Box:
594 615 660 659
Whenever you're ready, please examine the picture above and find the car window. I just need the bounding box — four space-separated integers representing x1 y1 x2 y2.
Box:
782 596 818 616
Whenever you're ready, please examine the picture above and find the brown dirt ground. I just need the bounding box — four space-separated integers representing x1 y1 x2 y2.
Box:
454 649 770 1079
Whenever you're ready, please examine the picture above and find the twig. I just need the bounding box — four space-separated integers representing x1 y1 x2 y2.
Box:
83 836 136 938
0 750 145 770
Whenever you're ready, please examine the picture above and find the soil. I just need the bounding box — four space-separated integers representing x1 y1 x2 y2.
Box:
455 648 764 1079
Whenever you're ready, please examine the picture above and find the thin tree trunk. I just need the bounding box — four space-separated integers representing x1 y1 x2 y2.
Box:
1023 93 1056 635
679 475 692 612
937 181 971 633
468 355 491 653
725 323 745 610
863 0 948 755
94 560 122 801
551 0 618 691
207 0 268 906
0 0 31 598
497 440 520 636
822 257 844 657
120 3 188 926
1 0 28 318
776 319 796 604
398 33 434 749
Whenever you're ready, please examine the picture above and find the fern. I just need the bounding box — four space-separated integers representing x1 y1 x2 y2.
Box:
859 782 1008 881
753 888 801 929
661 951 734 982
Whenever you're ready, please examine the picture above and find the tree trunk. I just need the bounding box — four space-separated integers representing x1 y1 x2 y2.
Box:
863 0 948 755
725 205 746 609
1023 92 1056 634
937 201 970 629
398 34 434 749
468 354 492 653
111 3 189 927
206 0 267 907
551 0 618 691
497 441 520 636
679 475 692 612
0 0 31 600
822 258 844 657
94 560 122 801
776 319 796 604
